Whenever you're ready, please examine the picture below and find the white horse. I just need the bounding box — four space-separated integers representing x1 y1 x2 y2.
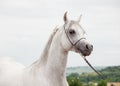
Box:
0 12 93 86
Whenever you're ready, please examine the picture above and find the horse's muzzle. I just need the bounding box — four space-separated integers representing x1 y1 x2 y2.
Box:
75 42 93 56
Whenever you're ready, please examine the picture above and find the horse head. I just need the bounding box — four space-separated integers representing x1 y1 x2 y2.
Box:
61 12 93 56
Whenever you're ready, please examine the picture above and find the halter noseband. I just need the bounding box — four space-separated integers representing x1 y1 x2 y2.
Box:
64 24 86 46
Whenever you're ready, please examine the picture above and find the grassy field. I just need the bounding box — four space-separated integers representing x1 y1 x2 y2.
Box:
66 66 105 76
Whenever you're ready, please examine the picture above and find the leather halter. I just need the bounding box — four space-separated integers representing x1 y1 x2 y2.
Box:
64 23 105 80
64 24 86 46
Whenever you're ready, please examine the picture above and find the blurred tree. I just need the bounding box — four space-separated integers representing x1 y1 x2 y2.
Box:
67 73 83 86
98 80 107 86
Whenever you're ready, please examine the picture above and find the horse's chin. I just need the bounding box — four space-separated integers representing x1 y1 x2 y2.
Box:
74 48 92 56
81 51 91 56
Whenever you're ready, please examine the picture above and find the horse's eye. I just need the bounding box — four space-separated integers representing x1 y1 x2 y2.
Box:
69 30 75 35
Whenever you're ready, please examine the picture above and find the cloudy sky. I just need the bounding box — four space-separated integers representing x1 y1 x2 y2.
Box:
0 0 120 67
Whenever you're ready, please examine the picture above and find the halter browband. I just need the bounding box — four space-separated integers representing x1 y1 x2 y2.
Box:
64 24 86 46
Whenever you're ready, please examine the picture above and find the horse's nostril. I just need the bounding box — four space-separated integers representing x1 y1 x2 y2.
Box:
86 45 89 50
91 45 93 49
86 44 93 50
91 45 93 51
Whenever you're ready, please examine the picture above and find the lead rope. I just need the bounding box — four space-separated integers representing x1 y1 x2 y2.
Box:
82 57 116 85
82 56 105 79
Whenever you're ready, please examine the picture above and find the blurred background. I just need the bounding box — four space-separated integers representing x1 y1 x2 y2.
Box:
0 0 120 67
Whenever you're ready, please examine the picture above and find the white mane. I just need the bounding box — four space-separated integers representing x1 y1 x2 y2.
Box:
31 27 59 67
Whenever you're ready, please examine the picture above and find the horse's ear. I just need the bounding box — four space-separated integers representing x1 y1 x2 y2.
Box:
77 15 82 23
63 11 68 23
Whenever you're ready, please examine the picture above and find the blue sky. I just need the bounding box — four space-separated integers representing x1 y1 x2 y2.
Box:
0 0 120 67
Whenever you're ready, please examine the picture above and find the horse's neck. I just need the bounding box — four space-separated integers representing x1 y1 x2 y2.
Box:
30 27 68 80
45 29 68 78
30 28 58 68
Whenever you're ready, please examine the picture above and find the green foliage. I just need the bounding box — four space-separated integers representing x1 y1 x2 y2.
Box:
88 83 95 86
98 80 107 86
67 73 83 86
67 77 83 86
67 66 120 86
79 66 120 82
85 83 95 86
